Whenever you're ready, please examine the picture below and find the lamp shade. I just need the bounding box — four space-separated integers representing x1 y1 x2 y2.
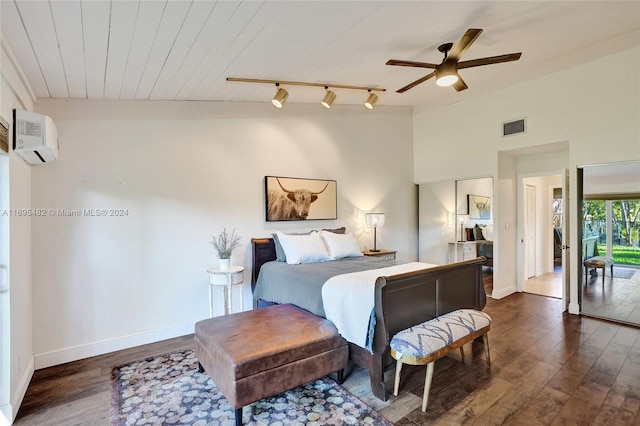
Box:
365 212 385 228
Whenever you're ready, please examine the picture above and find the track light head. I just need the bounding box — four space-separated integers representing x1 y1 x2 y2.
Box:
364 91 378 109
272 84 288 108
321 88 336 108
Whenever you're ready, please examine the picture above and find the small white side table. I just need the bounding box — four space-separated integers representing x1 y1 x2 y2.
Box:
207 266 245 316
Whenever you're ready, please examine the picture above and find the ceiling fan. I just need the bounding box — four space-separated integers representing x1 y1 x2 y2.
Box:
386 28 522 93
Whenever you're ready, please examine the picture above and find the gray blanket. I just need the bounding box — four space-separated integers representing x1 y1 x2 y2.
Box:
476 240 493 258
253 257 401 317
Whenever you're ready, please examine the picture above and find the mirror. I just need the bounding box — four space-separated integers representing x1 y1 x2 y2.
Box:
417 177 493 296
580 161 640 325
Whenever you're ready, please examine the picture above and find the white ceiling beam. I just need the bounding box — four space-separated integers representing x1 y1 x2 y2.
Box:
50 0 86 99
118 0 166 99
103 1 140 99
0 0 48 98
82 0 111 99
134 1 192 100
15 0 68 98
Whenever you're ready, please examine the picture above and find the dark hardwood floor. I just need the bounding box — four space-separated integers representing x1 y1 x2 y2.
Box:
14 292 640 425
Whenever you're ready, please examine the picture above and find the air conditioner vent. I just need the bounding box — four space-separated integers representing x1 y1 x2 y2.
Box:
502 118 526 137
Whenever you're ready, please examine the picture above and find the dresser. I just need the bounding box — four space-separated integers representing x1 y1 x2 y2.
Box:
448 241 477 262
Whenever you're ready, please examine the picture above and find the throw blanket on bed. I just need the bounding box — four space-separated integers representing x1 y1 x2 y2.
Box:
322 262 437 351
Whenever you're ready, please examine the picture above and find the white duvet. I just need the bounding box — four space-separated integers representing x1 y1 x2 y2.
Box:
321 262 437 350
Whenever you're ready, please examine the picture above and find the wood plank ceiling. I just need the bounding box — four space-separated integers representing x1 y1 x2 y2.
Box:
2 1 639 109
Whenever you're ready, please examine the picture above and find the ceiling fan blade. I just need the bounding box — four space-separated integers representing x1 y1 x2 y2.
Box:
458 53 522 69
446 28 483 63
453 75 468 92
386 59 438 69
396 71 436 93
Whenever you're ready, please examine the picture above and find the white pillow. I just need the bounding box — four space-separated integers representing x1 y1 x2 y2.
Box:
276 231 330 265
319 230 364 259
481 224 494 241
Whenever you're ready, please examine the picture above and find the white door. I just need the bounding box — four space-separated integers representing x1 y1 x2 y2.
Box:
561 167 571 309
524 185 536 279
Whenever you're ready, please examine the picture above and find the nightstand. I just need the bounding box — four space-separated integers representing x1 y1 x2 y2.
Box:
207 266 245 316
363 250 397 260
448 241 477 262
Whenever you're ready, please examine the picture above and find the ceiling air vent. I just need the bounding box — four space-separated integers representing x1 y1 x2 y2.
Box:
502 118 526 137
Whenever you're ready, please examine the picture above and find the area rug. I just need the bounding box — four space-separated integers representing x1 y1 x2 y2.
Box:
110 349 392 426
589 267 638 279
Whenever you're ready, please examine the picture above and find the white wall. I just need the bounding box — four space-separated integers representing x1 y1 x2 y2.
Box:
418 180 453 264
30 100 415 367
0 38 35 423
414 46 640 307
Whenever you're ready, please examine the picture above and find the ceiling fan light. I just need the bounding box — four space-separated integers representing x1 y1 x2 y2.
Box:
272 87 288 108
435 63 459 87
435 73 458 87
364 92 378 109
321 90 336 108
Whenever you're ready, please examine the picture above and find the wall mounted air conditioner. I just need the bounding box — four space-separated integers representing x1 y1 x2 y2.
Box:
12 109 59 165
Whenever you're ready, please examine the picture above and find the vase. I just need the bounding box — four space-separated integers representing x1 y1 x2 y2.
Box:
219 258 231 270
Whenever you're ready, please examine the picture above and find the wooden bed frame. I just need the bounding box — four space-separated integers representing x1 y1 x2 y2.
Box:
251 237 487 401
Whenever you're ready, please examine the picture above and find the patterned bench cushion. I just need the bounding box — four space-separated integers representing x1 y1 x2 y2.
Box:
390 309 491 359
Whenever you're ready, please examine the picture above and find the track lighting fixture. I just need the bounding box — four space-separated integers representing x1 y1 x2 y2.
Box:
364 91 378 109
228 77 385 108
272 83 288 108
321 88 336 109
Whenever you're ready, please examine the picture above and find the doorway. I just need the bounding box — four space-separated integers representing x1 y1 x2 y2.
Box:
521 174 564 298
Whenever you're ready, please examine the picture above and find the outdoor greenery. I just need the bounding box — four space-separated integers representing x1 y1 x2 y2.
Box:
597 244 640 266
585 199 640 267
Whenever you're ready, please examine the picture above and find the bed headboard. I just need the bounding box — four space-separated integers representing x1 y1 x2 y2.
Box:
251 237 276 292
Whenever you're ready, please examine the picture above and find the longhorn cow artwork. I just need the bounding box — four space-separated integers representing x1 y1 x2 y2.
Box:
468 194 491 220
265 176 337 221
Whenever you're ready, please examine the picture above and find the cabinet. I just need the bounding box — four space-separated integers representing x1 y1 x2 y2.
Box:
448 242 476 262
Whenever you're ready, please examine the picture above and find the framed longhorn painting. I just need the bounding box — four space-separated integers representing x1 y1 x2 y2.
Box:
265 176 337 221
468 194 491 220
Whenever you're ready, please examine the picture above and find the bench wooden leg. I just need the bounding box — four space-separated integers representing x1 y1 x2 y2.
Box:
459 346 465 362
483 334 491 369
198 362 205 373
393 359 403 396
235 407 242 426
421 362 435 412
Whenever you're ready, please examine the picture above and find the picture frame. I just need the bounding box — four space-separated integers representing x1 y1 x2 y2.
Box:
467 194 491 219
265 176 337 222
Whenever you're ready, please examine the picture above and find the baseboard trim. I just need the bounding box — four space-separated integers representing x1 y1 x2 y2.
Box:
568 302 580 315
491 285 516 300
4 356 34 425
34 322 195 370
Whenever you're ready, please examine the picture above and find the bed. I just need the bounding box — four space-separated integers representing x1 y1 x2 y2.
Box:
465 225 494 267
251 234 487 401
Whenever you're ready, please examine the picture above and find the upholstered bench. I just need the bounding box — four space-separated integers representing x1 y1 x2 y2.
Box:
390 309 492 412
194 304 348 426
584 256 614 286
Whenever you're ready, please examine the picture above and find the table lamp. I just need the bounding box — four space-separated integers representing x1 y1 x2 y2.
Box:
365 212 385 252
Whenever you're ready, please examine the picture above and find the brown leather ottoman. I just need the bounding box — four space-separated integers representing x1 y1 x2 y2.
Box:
194 304 348 426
